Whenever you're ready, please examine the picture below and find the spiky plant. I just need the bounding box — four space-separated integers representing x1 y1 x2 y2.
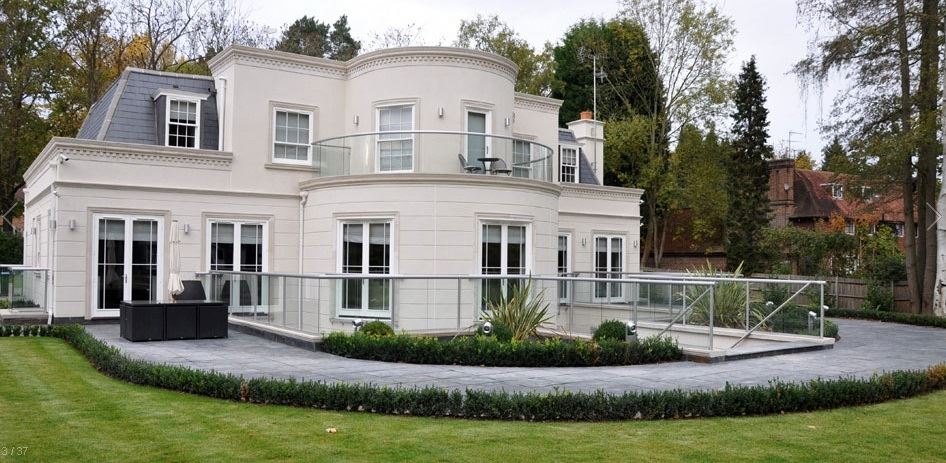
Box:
483 279 553 341
684 261 765 329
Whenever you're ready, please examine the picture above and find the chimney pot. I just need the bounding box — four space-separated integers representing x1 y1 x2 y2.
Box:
580 110 593 120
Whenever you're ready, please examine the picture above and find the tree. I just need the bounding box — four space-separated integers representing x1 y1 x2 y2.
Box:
616 0 735 267
796 0 940 313
454 14 553 96
365 23 424 51
274 14 360 60
672 125 730 247
794 151 814 170
116 0 207 71
551 18 660 124
726 56 772 273
328 15 360 61
820 137 856 173
0 0 69 231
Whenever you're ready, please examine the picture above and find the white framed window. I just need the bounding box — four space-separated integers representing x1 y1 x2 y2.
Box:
844 221 856 235
594 235 624 302
558 234 571 303
480 222 530 310
892 222 905 237
166 98 200 148
377 105 414 172
822 183 843 200
561 147 578 183
512 140 532 178
337 221 393 317
273 108 312 164
206 220 267 307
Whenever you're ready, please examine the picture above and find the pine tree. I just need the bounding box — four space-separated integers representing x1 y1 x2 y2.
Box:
820 137 854 173
725 56 772 273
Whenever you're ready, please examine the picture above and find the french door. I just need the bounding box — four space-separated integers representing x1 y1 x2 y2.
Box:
92 214 164 317
594 235 625 302
208 220 267 310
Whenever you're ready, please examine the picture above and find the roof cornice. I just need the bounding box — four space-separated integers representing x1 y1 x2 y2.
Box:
208 44 520 83
514 92 563 114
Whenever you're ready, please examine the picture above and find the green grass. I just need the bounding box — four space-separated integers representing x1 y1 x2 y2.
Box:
2 337 945 462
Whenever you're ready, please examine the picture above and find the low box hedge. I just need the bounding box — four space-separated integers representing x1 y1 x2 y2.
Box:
321 332 684 367
830 308 946 329
3 324 946 421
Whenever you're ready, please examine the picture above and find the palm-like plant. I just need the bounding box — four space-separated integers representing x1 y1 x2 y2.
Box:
684 261 764 329
483 279 552 341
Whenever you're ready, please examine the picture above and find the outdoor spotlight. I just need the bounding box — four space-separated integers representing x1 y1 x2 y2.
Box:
765 301 775 309
352 319 364 331
807 311 818 331
808 311 817 318
482 321 493 335
625 321 638 342
822 305 830 311
58 154 70 163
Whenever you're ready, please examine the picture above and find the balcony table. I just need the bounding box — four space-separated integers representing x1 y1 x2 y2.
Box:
477 157 500 172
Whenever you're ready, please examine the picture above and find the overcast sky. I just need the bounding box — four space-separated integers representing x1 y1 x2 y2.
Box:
243 0 842 162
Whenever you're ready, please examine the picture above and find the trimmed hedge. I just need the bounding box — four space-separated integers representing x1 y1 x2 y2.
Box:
321 332 683 367
592 320 628 342
3 324 946 421
830 308 946 329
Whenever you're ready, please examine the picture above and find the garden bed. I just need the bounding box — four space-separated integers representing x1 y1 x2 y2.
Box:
321 331 683 367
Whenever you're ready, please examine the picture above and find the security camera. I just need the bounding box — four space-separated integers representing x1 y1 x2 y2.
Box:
482 321 493 335
352 318 364 331
58 154 70 163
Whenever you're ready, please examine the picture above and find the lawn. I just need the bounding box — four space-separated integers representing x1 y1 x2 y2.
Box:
1 337 945 462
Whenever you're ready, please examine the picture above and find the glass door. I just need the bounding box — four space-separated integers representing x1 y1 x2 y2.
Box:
466 110 491 168
93 214 163 316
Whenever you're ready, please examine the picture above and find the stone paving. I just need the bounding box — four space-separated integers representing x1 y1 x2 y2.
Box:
86 319 946 393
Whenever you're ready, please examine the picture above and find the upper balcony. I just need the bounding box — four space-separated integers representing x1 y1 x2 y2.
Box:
307 131 555 183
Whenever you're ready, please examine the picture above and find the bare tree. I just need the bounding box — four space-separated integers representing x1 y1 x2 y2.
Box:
117 0 208 70
365 23 425 51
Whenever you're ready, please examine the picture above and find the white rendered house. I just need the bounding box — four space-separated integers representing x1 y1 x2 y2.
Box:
20 45 642 332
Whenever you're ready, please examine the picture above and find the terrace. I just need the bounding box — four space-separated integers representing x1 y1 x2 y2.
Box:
308 131 556 182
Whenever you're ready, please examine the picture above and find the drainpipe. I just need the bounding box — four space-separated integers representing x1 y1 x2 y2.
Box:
298 191 308 274
215 77 227 151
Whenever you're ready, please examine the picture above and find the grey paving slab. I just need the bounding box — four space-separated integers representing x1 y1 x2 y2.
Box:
84 319 946 394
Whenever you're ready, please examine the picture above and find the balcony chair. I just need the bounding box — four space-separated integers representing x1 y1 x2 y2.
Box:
489 158 512 175
458 153 483 174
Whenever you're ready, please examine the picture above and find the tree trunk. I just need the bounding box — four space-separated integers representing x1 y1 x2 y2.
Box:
917 0 939 313
896 0 921 313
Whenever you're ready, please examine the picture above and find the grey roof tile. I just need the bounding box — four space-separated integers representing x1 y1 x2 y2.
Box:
578 148 598 185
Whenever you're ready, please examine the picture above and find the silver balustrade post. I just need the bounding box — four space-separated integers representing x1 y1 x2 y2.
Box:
708 284 715 351
456 277 461 331
298 277 304 330
819 283 825 338
282 275 287 327
745 281 750 331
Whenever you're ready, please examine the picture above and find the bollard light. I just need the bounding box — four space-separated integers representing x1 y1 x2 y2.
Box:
625 320 638 343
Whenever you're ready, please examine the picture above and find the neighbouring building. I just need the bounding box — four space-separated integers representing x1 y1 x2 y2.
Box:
19 45 643 330
651 158 908 270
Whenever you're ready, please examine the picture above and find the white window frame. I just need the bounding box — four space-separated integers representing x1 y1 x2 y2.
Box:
558 233 571 303
844 221 856 236
593 234 625 303
272 107 314 165
335 219 395 318
560 146 579 183
512 139 533 178
165 96 201 149
205 219 269 310
478 220 531 312
892 222 905 237
376 104 415 173
90 213 165 318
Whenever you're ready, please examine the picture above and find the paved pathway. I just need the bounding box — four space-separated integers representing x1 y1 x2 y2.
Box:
86 319 946 393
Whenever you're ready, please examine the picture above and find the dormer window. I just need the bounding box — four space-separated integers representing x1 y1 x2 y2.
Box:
821 183 843 200
560 147 578 183
166 98 200 148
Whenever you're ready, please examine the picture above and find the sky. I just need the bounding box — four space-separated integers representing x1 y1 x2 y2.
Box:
243 0 843 162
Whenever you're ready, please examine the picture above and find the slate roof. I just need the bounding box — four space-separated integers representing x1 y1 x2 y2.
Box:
558 128 599 185
75 68 218 150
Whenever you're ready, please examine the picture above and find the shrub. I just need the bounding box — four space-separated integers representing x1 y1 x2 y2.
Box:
4 324 946 421
685 261 764 329
322 332 682 367
360 320 394 337
863 283 894 311
483 279 552 341
830 308 946 329
592 320 628 342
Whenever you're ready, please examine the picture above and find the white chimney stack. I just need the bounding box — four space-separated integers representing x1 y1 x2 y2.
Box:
567 111 605 183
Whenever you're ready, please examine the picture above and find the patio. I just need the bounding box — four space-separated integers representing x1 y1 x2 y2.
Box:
85 318 946 393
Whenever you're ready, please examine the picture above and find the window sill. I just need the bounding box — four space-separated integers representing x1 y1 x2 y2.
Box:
264 162 319 172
